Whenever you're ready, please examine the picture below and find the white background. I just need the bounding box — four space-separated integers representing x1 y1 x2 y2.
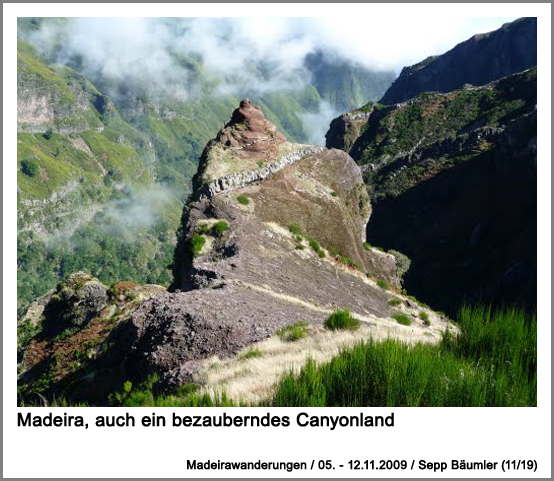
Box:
3 3 551 478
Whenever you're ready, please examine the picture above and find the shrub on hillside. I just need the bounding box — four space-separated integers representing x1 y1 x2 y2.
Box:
211 220 229 236
325 309 359 331
288 223 302 236
419 311 431 326
277 322 308 342
21 159 38 177
190 235 206 257
388 249 411 280
392 313 412 326
236 195 250 205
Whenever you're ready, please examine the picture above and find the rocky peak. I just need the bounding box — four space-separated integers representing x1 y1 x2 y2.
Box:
216 98 286 159
192 99 318 198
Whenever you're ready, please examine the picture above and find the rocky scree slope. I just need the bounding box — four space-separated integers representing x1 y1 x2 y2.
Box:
18 100 453 404
379 17 537 105
326 68 537 316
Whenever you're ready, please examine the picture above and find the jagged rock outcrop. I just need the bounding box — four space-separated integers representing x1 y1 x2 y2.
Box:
43 272 108 329
326 68 537 316
326 108 375 153
379 17 537 105
19 100 452 403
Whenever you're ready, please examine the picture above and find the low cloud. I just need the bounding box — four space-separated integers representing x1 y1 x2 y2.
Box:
22 16 517 101
298 101 340 145
101 184 175 235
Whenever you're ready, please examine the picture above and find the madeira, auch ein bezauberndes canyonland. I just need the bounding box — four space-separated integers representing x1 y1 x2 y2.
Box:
17 17 537 407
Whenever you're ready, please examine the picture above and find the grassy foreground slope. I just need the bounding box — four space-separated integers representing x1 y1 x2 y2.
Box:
107 306 536 407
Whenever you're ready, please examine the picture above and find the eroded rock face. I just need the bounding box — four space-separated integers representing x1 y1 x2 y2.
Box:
125 105 408 391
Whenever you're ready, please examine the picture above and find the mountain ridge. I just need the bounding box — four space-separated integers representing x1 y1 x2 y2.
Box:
379 17 537 105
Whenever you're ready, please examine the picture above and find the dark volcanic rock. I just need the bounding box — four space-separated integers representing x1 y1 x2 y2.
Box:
123 286 331 390
380 17 537 105
367 110 537 315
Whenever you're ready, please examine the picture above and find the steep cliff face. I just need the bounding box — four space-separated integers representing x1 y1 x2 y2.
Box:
326 68 537 315
18 101 453 404
379 17 537 105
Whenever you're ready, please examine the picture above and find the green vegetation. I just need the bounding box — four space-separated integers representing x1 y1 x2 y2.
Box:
338 256 360 270
236 195 250 205
190 235 206 257
389 298 402 307
269 306 536 407
376 279 388 290
288 223 302 236
407 295 431 310
211 220 229 236
352 69 537 202
62 306 536 408
239 348 264 360
20 30 384 318
20 159 38 177
277 322 309 342
419 311 431 326
17 213 176 319
327 246 361 270
307 237 325 258
325 309 360 331
388 249 411 279
197 223 211 235
362 242 372 251
330 191 338 197
108 373 236 407
392 313 412 326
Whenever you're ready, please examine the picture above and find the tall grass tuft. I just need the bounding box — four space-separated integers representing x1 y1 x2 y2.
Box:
270 305 536 407
277 322 308 342
190 235 206 257
325 309 360 331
